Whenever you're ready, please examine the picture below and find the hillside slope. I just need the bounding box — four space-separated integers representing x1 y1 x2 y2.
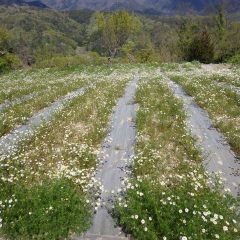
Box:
0 6 82 64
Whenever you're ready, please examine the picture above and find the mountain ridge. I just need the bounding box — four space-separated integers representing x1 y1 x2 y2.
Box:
1 0 240 15
39 0 240 14
0 0 48 8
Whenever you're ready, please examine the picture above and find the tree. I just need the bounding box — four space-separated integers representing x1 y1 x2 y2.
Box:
95 10 141 58
215 3 226 40
0 27 10 54
188 29 214 63
213 1 240 62
122 40 136 62
214 22 240 62
0 27 21 72
177 19 200 60
135 34 156 63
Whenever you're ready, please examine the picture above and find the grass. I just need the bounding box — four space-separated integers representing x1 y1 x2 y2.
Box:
0 178 90 240
0 65 133 239
211 72 240 88
114 76 239 240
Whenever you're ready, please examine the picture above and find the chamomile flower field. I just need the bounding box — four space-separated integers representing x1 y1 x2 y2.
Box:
0 63 239 240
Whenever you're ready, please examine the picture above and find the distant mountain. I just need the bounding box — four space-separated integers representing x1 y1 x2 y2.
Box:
0 0 48 8
1 0 239 14
39 0 240 14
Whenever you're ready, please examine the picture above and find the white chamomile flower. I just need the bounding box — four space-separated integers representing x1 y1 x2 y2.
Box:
223 226 228 231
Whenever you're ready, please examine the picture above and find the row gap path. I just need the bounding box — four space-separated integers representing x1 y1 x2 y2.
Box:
0 87 86 158
163 73 240 197
75 74 139 240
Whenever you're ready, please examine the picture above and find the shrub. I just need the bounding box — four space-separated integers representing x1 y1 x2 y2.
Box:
0 57 7 72
0 53 21 73
228 53 240 65
188 30 214 63
136 48 159 63
0 178 91 240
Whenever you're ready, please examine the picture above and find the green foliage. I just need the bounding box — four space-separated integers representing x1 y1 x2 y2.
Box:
213 4 240 62
178 20 214 63
94 10 142 57
228 53 240 64
121 34 161 63
122 40 136 56
0 53 21 73
177 13 240 63
215 23 240 62
0 27 21 72
178 20 200 60
188 29 214 63
215 5 226 40
0 7 82 65
68 9 94 24
1 6 240 67
0 27 10 51
136 48 156 63
116 178 239 240
0 178 91 240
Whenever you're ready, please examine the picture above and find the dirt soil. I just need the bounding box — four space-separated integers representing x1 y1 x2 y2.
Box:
165 76 240 197
201 64 231 71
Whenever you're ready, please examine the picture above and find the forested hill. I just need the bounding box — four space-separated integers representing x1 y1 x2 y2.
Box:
0 7 82 64
0 5 240 70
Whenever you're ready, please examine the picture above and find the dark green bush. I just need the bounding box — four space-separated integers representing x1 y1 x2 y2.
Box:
228 53 240 65
188 30 214 63
0 53 21 73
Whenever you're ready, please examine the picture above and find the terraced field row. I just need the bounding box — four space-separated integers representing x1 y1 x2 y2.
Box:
165 65 240 155
0 64 239 240
0 66 138 137
114 76 239 240
0 65 136 239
